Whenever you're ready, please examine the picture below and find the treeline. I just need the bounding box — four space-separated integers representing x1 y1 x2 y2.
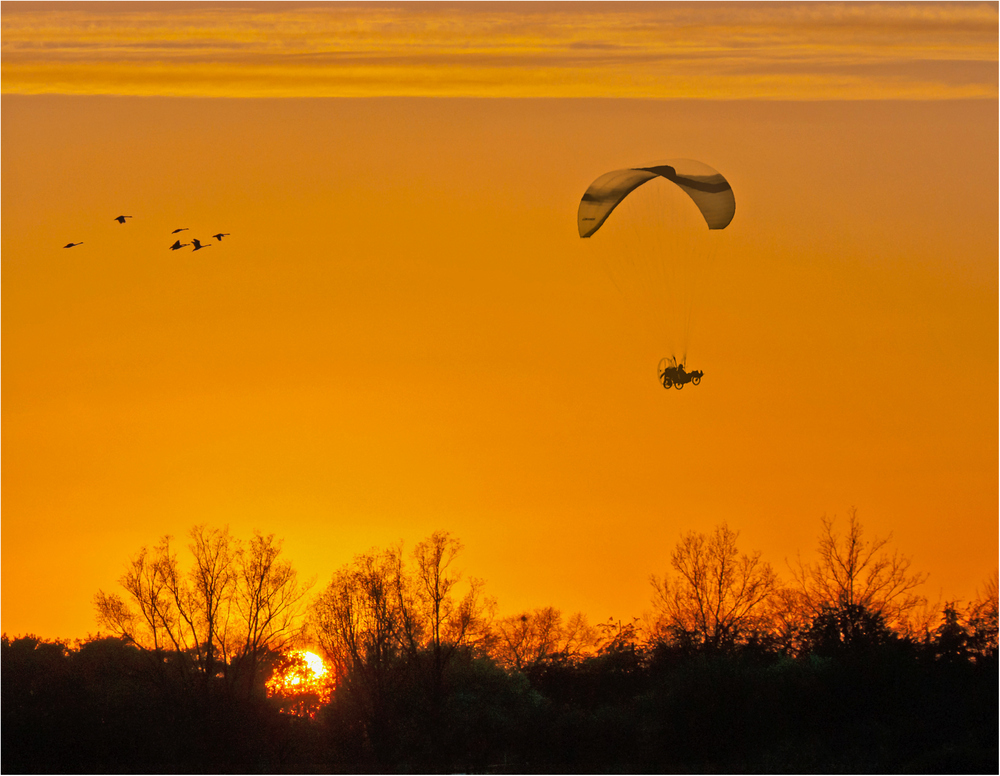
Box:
3 511 997 773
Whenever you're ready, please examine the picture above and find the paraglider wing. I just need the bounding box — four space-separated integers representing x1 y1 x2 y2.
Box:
578 168 660 238
578 159 735 238
641 163 735 230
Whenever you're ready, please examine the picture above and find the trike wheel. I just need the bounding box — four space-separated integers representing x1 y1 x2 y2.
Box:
692 376 701 386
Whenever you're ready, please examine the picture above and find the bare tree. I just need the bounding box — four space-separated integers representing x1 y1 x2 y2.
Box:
228 531 311 695
187 525 236 688
492 607 599 671
95 525 309 697
311 532 492 682
791 508 927 631
310 547 402 686
309 547 407 757
309 531 493 761
650 523 779 650
763 586 813 655
398 532 494 663
95 534 208 685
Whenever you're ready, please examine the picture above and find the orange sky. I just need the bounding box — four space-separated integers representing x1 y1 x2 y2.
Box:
4 2 997 99
2 2 997 640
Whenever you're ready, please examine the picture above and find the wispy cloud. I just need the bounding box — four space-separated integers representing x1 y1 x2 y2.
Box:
2 2 996 98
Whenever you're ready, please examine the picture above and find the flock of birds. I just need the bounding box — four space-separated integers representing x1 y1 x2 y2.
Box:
63 216 231 251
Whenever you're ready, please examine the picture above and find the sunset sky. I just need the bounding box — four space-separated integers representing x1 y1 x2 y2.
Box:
2 2 997 640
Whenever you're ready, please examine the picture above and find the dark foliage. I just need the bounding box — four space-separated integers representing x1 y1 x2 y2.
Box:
4 607 997 773
1 635 316 773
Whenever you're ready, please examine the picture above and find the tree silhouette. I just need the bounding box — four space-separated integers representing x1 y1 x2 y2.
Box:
405 531 494 660
95 524 310 698
310 547 401 683
229 531 312 696
967 571 999 659
492 607 599 671
310 532 495 766
930 603 973 663
3 518 994 773
309 546 405 761
650 523 778 651
395 530 495 719
791 508 927 633
804 602 896 658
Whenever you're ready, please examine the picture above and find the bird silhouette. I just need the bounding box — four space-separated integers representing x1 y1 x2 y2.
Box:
169 240 190 251
171 227 189 234
63 242 83 248
114 215 133 224
212 233 231 241
191 239 211 251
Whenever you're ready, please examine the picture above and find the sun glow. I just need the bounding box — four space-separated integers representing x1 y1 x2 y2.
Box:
266 650 332 716
299 651 328 681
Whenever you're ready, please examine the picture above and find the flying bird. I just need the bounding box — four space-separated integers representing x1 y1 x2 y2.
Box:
63 242 83 248
212 233 230 241
171 228 189 234
169 240 190 251
191 239 211 251
114 215 133 224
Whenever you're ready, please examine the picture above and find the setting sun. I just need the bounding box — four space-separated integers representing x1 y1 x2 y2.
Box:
299 651 328 681
266 650 332 715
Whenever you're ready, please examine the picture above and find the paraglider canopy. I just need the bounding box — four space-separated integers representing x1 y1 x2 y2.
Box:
578 159 735 238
